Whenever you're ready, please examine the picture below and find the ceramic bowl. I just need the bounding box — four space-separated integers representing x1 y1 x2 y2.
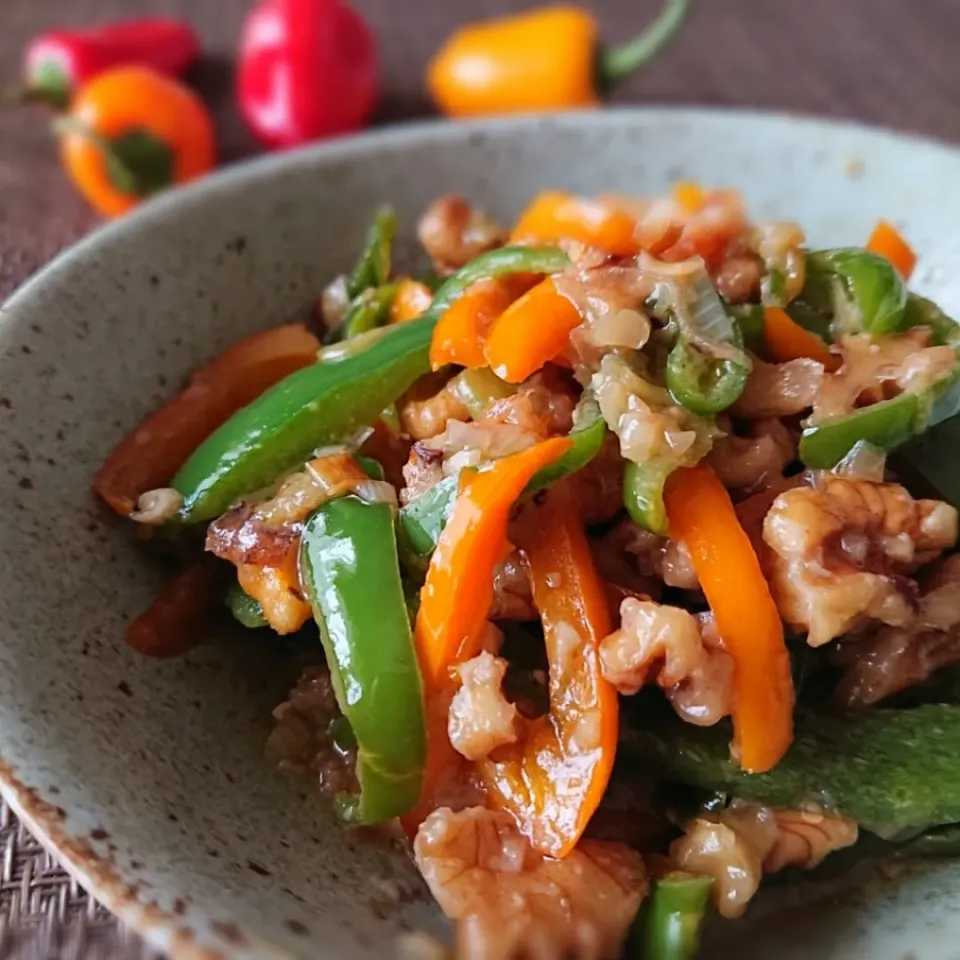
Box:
4 109 960 960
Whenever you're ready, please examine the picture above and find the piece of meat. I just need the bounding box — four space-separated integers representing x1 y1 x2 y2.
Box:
400 442 445 505
599 600 733 726
598 520 699 591
732 357 823 419
762 476 958 646
417 195 505 275
490 551 536 621
707 418 796 492
714 254 763 304
671 800 857 919
414 807 647 960
448 653 519 761
834 553 960 707
399 375 472 441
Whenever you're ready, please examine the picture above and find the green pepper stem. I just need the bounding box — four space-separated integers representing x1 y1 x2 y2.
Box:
598 0 691 88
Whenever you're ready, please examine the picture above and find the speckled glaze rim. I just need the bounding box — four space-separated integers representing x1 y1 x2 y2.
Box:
4 105 960 958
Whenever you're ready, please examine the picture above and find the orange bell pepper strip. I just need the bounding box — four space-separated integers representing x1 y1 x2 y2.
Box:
673 180 706 213
390 278 434 324
402 437 572 834
484 278 584 382
430 278 519 369
763 306 840 372
93 324 320 516
866 219 917 280
414 436 572 689
480 484 617 858
510 191 640 256
664 463 794 773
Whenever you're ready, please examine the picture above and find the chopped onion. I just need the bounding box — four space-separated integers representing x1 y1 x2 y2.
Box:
591 308 651 349
130 487 183 524
318 325 393 363
354 479 398 510
320 275 350 330
832 440 887 483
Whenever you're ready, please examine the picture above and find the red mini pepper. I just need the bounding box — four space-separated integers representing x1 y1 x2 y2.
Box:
9 19 200 110
237 0 379 149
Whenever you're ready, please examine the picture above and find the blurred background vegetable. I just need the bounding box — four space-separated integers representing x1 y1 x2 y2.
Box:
5 17 200 109
55 65 215 217
428 0 690 117
237 0 378 148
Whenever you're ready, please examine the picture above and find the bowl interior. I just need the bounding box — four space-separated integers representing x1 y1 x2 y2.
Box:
3 110 960 959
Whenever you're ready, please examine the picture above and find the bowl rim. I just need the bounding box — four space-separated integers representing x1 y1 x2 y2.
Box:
4 104 960 957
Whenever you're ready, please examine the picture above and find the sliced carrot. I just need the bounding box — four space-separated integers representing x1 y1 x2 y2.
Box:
390 278 434 324
866 219 917 280
763 306 840 372
673 181 706 213
484 278 584 383
429 278 520 369
510 191 640 256
94 324 320 515
480 484 617 858
664 463 794 773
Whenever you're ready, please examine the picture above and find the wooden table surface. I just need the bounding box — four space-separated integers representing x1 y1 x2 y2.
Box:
3 0 960 300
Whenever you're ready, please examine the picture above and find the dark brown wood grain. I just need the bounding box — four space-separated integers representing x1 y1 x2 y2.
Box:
3 0 960 299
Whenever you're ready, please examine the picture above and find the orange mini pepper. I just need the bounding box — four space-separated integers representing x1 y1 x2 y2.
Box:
664 463 794 773
390 278 434 324
428 0 690 118
481 484 617 858
56 65 215 218
93 324 320 516
511 191 641 256
763 306 840 372
866 219 917 280
484 278 584 382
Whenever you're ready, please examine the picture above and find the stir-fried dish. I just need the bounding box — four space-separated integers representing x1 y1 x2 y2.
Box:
95 186 960 959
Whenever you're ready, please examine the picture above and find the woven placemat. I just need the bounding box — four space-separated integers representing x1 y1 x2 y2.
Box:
4 0 960 953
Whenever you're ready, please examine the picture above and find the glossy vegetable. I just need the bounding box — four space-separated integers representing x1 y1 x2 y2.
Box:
173 246 566 523
347 207 395 298
510 191 640 255
126 559 220 658
630 873 714 960
414 438 571 689
664 464 794 772
430 279 521 369
866 220 917 280
56 66 215 218
485 278 584 382
340 284 397 339
390 278 433 324
94 324 320 516
237 0 378 148
803 248 908 338
799 365 960 468
763 305 839 371
398 403 606 555
11 18 200 109
624 460 672 535
481 485 618 858
621 704 960 837
300 496 426 823
226 583 268 629
667 274 751 415
428 1 688 117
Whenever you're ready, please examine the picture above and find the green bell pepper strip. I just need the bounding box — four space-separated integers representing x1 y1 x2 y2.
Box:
448 367 516 418
803 248 908 338
620 703 960 838
341 283 398 340
346 206 396 299
902 292 960 347
225 582 267 629
666 337 751 416
397 405 606 556
172 245 568 523
623 459 673 535
667 275 751 416
799 364 960 468
300 495 426 824
629 873 714 960
726 303 765 353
